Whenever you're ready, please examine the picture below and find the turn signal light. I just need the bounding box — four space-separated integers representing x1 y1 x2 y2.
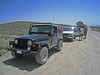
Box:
32 44 40 47
38 44 40 47
32 44 36 47
10 42 13 45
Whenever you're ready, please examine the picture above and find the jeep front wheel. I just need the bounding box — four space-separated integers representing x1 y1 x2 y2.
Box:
57 40 63 51
35 47 48 64
11 51 23 58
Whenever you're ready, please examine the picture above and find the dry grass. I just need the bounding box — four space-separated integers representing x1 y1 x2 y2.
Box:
90 26 100 32
0 21 31 55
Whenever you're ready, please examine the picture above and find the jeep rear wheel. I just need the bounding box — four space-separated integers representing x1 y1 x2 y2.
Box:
11 51 23 58
35 47 48 64
57 40 63 51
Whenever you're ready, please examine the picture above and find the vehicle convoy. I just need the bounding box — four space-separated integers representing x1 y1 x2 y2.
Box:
63 27 80 41
8 23 63 64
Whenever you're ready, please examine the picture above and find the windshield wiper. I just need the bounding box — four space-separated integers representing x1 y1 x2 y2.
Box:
38 32 50 34
29 32 39 34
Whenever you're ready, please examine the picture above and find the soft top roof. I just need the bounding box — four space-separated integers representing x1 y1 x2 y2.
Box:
30 23 61 27
31 23 52 25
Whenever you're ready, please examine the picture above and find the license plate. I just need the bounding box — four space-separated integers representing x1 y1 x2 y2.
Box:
17 51 22 54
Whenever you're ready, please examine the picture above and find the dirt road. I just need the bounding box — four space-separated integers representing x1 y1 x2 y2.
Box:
0 27 100 75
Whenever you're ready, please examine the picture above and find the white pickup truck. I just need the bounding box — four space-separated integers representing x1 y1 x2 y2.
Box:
63 27 80 41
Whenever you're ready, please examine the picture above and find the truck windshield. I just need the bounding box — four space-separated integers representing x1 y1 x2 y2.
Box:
63 28 74 31
30 25 51 34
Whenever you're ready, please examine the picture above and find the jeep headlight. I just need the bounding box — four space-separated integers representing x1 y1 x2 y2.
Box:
27 40 32 46
14 39 18 44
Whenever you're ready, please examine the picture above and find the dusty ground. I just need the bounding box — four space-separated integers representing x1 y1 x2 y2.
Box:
0 27 100 75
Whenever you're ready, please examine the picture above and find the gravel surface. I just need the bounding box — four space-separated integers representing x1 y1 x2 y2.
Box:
0 27 100 75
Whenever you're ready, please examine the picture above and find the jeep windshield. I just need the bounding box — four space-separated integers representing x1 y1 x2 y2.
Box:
63 28 74 31
29 25 51 34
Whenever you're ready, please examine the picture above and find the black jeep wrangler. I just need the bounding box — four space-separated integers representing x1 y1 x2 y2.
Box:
8 23 63 64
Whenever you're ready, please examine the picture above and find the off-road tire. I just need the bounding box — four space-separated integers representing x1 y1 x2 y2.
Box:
11 51 23 58
57 40 63 51
35 47 48 64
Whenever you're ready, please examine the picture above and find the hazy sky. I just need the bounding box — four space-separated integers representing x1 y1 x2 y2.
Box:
0 0 100 25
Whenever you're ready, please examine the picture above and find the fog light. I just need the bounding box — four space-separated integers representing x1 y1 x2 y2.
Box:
11 45 13 48
27 47 31 51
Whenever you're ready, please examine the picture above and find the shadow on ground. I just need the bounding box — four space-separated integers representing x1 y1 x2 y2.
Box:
63 38 79 43
3 48 58 71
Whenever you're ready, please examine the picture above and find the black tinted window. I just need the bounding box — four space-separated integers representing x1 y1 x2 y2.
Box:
58 26 62 33
30 25 51 33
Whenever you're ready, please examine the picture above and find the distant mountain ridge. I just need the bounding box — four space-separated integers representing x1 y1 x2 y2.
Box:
0 21 73 35
88 25 100 27
0 21 72 26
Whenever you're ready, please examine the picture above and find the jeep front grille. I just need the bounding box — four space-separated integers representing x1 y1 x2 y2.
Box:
63 34 69 36
15 39 28 49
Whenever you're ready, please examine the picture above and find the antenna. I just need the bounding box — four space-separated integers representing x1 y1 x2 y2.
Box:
53 13 54 24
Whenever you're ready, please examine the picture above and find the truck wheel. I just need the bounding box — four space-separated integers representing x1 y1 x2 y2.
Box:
57 40 63 51
35 47 48 64
71 36 74 42
74 36 76 39
11 51 23 58
71 38 74 42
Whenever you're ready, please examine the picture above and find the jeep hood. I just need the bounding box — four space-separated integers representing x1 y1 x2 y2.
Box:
63 31 74 34
16 34 49 41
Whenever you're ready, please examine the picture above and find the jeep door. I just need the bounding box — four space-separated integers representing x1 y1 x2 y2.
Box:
52 26 58 46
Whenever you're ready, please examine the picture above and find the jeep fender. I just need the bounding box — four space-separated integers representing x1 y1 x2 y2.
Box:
38 41 49 50
57 37 63 45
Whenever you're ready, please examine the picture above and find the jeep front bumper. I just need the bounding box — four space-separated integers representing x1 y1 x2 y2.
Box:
8 47 37 54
